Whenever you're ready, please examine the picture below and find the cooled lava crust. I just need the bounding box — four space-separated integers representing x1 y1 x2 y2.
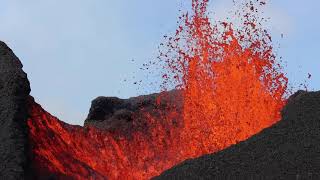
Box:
0 41 32 179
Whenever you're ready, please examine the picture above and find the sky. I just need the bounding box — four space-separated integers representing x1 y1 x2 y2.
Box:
0 0 319 125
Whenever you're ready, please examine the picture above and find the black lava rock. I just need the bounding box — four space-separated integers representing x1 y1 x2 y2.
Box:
84 90 182 131
155 91 320 179
0 41 32 179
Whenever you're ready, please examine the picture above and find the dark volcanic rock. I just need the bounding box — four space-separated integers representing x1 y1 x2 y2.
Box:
155 90 320 179
0 41 32 179
84 90 182 131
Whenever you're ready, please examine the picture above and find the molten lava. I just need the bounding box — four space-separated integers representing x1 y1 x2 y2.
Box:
27 97 182 179
28 0 288 179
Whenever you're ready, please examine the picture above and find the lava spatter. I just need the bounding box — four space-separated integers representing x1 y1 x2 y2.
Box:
159 0 287 157
28 0 288 179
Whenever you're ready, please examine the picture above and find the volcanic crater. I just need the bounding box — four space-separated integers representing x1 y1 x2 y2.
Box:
1 0 320 179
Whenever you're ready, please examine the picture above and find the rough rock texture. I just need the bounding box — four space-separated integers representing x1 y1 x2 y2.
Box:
155 90 320 179
84 90 182 131
0 41 32 179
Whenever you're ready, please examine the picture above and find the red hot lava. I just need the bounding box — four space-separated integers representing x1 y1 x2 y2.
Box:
28 0 288 179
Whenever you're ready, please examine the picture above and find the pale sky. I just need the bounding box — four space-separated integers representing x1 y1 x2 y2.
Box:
0 0 319 125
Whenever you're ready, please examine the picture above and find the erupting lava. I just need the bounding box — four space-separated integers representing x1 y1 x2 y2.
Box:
28 0 288 179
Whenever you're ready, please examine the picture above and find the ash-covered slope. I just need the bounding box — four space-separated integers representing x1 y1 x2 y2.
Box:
155 90 320 179
0 41 32 179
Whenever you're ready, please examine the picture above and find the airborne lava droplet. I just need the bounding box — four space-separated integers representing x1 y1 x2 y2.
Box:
28 0 288 179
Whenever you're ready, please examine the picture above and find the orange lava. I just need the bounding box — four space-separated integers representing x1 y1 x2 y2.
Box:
27 97 182 179
163 0 288 156
28 0 288 179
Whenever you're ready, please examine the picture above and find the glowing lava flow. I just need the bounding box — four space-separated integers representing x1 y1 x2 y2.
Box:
27 96 183 179
28 0 288 179
161 0 288 157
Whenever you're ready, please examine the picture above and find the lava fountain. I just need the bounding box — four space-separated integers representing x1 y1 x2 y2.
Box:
27 0 288 179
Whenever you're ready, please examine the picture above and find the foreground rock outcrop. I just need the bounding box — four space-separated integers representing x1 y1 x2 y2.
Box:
0 41 32 179
155 90 320 179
